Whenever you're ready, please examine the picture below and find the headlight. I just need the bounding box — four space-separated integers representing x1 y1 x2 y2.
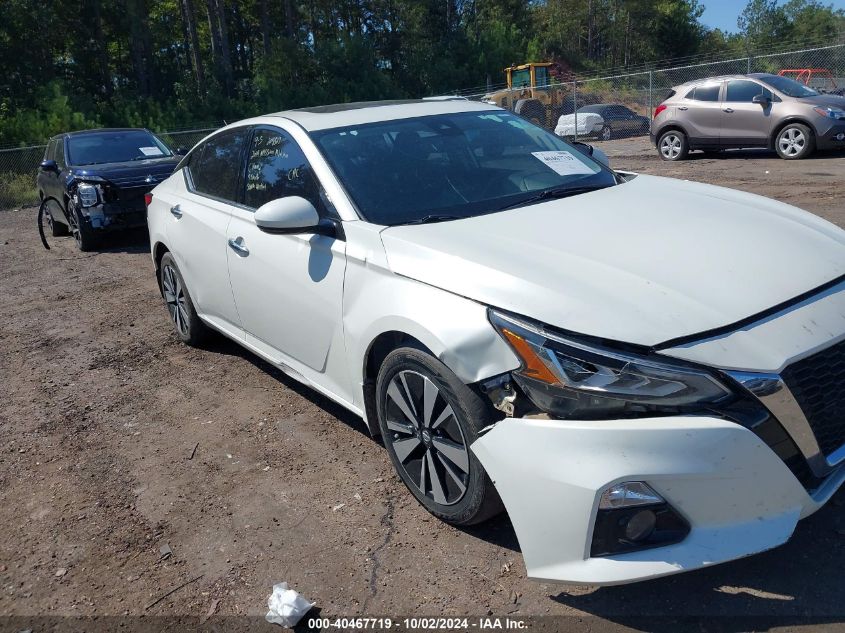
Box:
77 183 100 207
813 106 845 120
489 309 733 418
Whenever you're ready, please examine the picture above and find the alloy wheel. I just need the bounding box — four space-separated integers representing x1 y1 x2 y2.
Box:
601 126 612 141
779 128 805 157
383 370 470 506
161 264 189 336
660 133 682 159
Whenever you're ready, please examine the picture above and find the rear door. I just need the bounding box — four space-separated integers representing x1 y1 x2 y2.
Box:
677 82 723 147
720 79 775 147
162 127 250 337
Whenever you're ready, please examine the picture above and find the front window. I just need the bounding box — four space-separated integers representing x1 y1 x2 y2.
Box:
311 111 616 226
67 130 173 165
243 128 325 213
534 66 550 88
758 74 819 98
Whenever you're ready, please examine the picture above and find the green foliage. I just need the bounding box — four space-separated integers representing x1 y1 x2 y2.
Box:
0 83 100 146
0 0 842 146
0 172 38 209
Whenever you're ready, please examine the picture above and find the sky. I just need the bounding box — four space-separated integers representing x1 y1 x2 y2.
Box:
700 0 845 33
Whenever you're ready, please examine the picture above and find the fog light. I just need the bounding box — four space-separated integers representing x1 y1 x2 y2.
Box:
624 509 657 541
591 481 690 557
600 481 663 509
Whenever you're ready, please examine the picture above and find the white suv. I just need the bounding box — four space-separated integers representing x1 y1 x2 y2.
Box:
148 99 845 585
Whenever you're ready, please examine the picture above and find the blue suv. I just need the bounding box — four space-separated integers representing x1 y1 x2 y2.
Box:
37 128 184 250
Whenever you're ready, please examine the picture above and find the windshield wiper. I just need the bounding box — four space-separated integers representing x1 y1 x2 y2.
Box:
399 214 463 226
496 184 613 211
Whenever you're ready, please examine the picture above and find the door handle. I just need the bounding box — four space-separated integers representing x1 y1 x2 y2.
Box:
723 107 734 113
170 204 183 218
678 106 688 110
228 237 250 257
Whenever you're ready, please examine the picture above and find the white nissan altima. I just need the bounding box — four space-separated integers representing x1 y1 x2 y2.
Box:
147 99 845 585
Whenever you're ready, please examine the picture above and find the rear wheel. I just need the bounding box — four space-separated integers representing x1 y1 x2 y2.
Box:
159 253 209 346
658 130 689 161
600 125 613 141
516 99 547 128
775 123 814 160
375 347 503 526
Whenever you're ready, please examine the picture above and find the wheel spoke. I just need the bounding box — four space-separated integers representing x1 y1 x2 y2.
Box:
432 436 469 473
430 404 454 430
393 436 421 463
436 452 467 495
419 450 428 493
426 450 448 505
386 419 415 435
387 381 418 426
398 373 418 419
422 378 438 428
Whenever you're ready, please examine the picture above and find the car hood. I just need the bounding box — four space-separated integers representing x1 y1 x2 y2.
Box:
799 93 845 108
70 157 180 187
380 174 845 347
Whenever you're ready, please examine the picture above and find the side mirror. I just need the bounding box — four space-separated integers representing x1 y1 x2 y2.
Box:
254 196 323 235
175 146 188 156
571 141 610 168
40 159 58 172
752 94 771 106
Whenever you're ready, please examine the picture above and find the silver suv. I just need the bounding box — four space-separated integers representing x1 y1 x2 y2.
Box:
651 73 845 160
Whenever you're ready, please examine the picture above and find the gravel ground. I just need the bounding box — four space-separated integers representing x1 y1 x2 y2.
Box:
1 137 844 632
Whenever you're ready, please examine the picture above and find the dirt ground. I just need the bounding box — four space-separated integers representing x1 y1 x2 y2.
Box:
1 137 844 632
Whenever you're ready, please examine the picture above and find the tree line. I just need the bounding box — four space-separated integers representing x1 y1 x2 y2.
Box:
1 0 843 145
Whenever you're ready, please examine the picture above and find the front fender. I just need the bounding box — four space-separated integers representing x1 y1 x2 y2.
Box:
341 222 520 423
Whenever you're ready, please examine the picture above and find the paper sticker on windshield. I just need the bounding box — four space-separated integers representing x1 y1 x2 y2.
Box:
139 146 164 157
531 151 595 176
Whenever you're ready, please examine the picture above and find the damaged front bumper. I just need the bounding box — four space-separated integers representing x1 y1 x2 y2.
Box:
471 414 845 585
80 200 147 231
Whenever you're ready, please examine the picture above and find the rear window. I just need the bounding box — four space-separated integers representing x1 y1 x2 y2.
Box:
687 84 721 101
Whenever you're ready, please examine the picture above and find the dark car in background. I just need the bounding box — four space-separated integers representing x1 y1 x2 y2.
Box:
578 104 651 140
37 128 184 250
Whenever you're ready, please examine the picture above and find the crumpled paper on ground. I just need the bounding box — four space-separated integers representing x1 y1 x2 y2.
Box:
265 582 315 627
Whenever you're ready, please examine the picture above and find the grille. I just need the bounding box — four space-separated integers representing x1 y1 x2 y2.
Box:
781 338 845 460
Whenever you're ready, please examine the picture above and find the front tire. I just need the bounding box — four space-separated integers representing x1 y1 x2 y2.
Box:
69 202 100 251
600 125 612 141
159 253 209 346
775 123 814 160
45 200 69 236
658 130 689 161
375 347 503 526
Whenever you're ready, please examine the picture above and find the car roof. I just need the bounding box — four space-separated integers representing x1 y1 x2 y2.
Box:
263 99 500 132
674 73 777 90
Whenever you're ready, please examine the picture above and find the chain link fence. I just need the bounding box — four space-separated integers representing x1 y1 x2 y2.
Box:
458 40 845 141
0 126 220 210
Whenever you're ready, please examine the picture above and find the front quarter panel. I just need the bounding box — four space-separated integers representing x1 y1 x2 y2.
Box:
341 221 520 426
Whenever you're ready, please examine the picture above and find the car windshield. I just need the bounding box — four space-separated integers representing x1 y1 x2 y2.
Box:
67 130 173 165
311 111 616 226
758 75 819 98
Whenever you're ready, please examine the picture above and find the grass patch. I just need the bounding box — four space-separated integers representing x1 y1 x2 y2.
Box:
0 171 38 210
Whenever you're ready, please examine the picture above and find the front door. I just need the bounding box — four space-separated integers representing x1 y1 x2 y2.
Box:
225 126 350 401
720 79 775 147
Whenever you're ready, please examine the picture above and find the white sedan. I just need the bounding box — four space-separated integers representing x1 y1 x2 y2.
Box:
147 99 845 585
